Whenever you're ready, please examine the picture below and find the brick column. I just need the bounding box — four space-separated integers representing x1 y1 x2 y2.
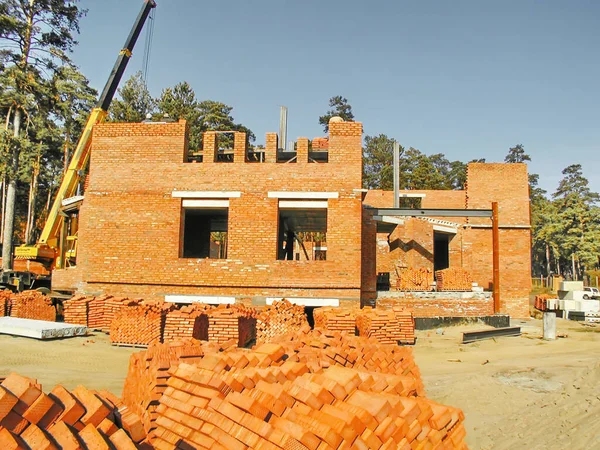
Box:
233 132 247 163
296 137 309 163
203 132 218 163
265 133 278 163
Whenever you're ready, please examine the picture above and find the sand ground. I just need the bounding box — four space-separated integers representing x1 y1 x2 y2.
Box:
1 318 599 449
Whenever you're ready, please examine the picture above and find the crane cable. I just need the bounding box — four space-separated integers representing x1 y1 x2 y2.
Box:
141 6 156 88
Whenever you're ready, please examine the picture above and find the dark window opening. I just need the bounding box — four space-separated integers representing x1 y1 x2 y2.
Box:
276 151 297 163
305 306 316 329
216 132 234 162
277 208 327 260
399 197 422 208
308 150 328 163
377 272 390 291
433 231 451 273
182 208 228 258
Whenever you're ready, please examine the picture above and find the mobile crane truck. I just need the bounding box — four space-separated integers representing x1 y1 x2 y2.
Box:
1 0 157 293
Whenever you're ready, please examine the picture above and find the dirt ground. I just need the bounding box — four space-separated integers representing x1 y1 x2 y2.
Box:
414 318 600 450
1 318 599 449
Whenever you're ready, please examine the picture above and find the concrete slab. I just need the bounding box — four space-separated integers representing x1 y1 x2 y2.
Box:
0 317 87 340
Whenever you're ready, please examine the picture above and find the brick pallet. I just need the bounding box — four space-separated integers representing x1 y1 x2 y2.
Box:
0 372 144 449
435 268 473 291
256 299 308 344
396 267 432 291
110 303 171 346
0 291 11 316
208 304 256 347
88 296 142 332
356 308 402 345
534 294 554 312
393 307 416 345
313 306 357 334
9 291 55 322
163 304 212 342
62 295 95 326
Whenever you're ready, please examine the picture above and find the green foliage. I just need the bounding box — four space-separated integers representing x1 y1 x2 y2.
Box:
504 144 531 163
362 135 466 191
319 96 354 133
109 71 154 122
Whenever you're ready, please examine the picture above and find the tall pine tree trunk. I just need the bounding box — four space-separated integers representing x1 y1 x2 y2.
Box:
545 243 551 277
25 148 41 245
2 108 21 270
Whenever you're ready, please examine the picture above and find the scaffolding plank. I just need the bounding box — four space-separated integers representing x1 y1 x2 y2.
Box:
0 317 87 340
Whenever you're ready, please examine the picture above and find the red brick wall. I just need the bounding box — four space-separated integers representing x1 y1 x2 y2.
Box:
377 296 493 317
63 120 365 302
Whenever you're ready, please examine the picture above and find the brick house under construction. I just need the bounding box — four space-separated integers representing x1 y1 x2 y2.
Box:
52 119 531 318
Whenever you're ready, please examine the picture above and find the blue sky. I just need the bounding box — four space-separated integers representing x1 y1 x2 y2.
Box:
73 0 599 196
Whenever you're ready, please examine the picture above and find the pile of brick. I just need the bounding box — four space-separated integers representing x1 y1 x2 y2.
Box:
0 290 11 316
0 372 145 449
396 267 432 291
534 294 555 311
121 339 213 434
435 268 473 291
208 304 257 347
311 136 329 150
393 307 416 345
9 291 55 322
313 306 357 334
355 307 403 345
88 295 142 332
163 304 213 342
62 295 95 326
256 299 308 344
110 302 172 346
145 336 466 449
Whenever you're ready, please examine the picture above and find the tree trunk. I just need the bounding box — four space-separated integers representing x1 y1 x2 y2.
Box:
571 253 576 281
545 243 551 277
2 109 21 270
0 176 5 245
25 148 41 245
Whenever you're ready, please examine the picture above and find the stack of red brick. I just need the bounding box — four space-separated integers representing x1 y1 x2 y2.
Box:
256 299 308 344
311 136 329 150
0 290 11 316
534 294 555 312
435 268 473 291
62 295 95 326
208 304 256 347
86 295 141 332
163 304 212 341
313 306 357 334
396 267 432 291
8 291 55 322
0 372 144 449
143 333 466 449
110 302 173 346
356 308 403 345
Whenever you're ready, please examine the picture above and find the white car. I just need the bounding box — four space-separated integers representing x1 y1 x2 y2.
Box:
583 287 600 300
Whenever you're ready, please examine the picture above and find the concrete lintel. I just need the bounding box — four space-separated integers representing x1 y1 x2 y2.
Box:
172 191 241 198
182 199 229 208
165 295 235 304
278 200 328 209
433 224 457 234
399 193 426 198
268 191 339 199
266 297 339 307
375 215 405 225
0 317 87 339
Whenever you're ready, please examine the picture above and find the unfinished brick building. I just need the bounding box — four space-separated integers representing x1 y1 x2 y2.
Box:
53 119 531 318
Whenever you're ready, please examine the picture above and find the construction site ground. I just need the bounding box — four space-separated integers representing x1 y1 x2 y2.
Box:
0 317 598 449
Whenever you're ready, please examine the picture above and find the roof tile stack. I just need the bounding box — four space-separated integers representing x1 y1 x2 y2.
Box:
208 304 256 347
9 291 55 322
356 308 402 345
435 268 473 291
109 302 172 347
163 304 213 342
62 295 95 326
256 299 308 344
0 372 144 449
313 306 357 334
396 267 432 291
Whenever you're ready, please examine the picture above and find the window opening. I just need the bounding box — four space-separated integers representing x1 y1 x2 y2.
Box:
182 208 228 258
433 231 451 273
277 208 327 260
